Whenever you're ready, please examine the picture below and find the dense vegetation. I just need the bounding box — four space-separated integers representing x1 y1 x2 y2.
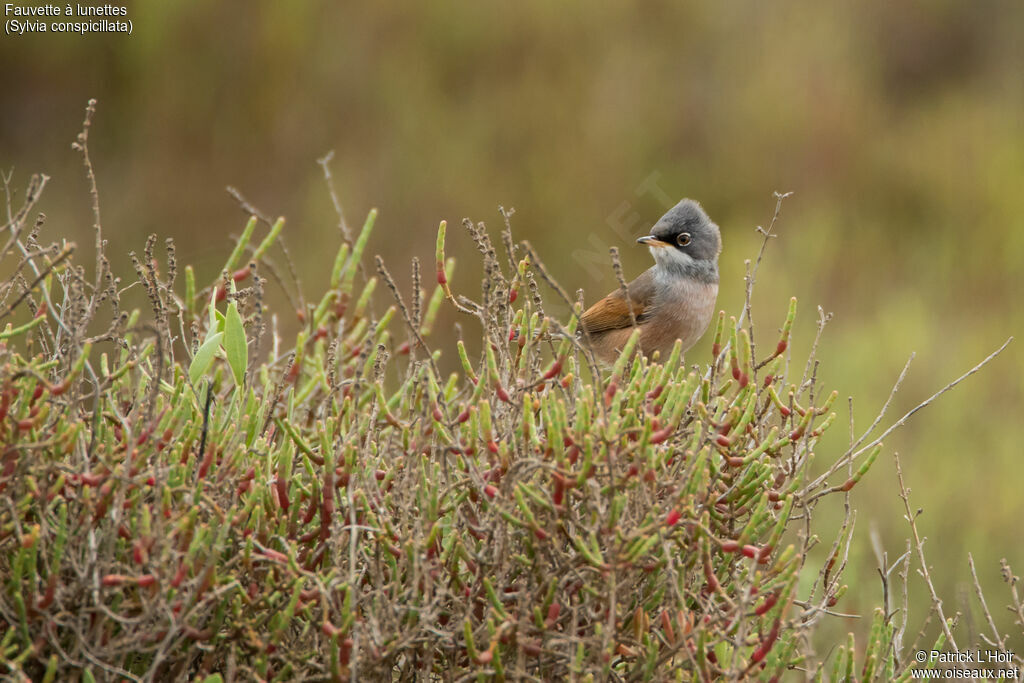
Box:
0 107 1019 680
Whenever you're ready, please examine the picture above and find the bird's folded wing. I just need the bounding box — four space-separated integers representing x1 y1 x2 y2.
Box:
579 268 657 334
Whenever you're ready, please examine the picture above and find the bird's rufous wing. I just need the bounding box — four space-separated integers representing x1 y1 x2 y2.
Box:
579 268 657 335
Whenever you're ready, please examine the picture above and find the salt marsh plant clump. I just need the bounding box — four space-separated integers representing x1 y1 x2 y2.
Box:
0 192 884 681
0 103 1018 682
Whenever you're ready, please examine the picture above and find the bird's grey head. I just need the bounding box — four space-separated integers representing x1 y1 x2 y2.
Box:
637 199 721 280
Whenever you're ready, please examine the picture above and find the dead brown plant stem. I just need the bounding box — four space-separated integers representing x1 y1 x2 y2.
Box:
0 244 74 321
894 451 958 651
809 336 1013 492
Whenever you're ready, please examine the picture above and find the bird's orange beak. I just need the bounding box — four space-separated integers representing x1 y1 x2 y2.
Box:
637 235 671 248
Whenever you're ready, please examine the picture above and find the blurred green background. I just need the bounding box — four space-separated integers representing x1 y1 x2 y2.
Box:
3 0 1022 658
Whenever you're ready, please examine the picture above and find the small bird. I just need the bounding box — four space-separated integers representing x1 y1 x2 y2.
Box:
580 199 721 364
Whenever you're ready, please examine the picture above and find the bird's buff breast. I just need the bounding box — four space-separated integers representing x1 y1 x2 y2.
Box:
603 279 718 360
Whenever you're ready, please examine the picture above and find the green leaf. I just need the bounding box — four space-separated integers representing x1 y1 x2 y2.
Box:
200 675 224 683
224 301 248 387
189 331 224 385
207 287 218 331
201 318 221 346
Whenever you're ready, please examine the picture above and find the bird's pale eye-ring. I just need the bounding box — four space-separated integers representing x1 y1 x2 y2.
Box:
676 232 692 247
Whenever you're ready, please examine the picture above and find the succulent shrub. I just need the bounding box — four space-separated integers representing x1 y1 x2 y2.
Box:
1 107 1017 682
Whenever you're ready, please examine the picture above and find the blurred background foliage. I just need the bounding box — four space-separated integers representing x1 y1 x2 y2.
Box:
3 0 1022 655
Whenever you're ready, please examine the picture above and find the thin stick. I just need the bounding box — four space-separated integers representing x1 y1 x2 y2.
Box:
609 246 637 330
226 185 272 225
707 192 790 381
1 172 49 255
967 553 1005 650
521 241 576 322
1000 559 1024 650
0 244 74 320
70 99 104 293
894 451 958 650
741 191 790 379
498 206 518 274
741 191 790 331
808 336 1012 492
375 255 444 385
797 306 832 398
852 354 915 454
411 256 422 330
317 151 352 242
893 538 912 664
520 240 604 383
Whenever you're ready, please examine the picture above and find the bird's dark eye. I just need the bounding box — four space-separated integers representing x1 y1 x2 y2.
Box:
676 232 691 247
